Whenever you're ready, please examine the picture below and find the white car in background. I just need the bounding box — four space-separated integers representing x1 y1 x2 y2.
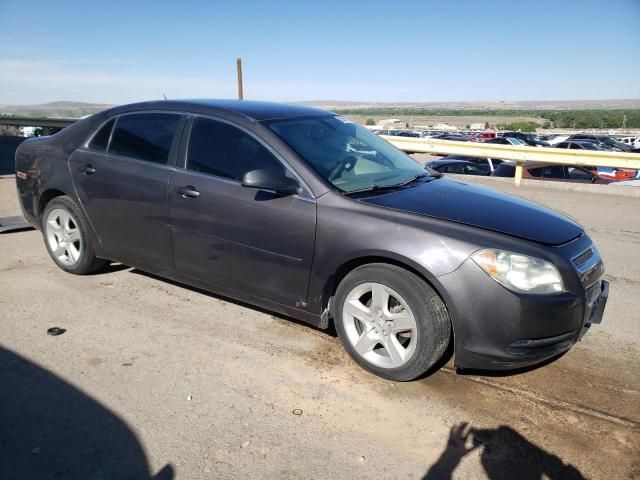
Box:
545 135 570 146
619 136 640 149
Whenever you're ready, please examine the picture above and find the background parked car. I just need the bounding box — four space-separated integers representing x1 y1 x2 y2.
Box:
431 133 470 141
431 155 503 172
492 161 613 184
618 136 640 149
554 140 609 151
587 166 638 181
385 130 421 138
425 158 491 176
500 132 550 147
485 137 526 146
568 134 631 152
540 134 570 145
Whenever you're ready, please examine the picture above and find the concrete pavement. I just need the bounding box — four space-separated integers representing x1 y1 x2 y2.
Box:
1 176 638 479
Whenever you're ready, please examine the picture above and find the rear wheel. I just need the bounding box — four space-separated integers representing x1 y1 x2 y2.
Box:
334 263 451 381
41 196 107 274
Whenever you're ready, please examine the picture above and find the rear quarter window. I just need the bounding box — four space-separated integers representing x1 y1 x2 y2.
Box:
88 119 115 152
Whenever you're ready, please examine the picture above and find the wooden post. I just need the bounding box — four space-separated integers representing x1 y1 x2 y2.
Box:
236 58 244 100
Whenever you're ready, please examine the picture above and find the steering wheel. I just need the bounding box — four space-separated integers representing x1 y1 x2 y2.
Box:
328 155 358 182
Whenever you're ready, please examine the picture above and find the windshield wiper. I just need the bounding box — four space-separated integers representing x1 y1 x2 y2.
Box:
345 173 435 196
399 173 429 186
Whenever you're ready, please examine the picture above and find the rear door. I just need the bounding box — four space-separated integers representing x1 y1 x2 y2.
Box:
69 112 185 271
168 116 316 306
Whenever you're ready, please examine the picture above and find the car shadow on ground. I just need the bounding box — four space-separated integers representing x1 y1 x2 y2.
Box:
423 422 584 480
129 268 338 337
456 351 568 378
0 346 174 480
128 268 561 381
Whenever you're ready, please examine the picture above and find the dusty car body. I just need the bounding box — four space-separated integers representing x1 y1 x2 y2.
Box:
15 100 608 380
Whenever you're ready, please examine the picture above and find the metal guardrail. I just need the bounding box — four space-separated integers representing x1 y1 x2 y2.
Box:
383 135 640 185
0 116 77 129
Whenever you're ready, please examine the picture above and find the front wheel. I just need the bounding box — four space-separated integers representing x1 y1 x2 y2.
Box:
334 264 451 381
41 196 107 275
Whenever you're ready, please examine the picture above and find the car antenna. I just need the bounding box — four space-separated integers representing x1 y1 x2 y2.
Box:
162 93 167 100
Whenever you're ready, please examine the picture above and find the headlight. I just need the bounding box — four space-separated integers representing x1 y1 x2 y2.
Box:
472 249 564 295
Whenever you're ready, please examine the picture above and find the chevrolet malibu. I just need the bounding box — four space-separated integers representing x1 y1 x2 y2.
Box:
15 100 608 381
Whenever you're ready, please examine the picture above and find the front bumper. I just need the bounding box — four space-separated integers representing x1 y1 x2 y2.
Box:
438 253 608 370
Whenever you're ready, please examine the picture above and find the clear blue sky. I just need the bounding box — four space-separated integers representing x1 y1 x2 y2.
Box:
1 0 639 104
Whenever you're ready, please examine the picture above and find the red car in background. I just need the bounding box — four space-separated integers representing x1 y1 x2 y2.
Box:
588 167 637 181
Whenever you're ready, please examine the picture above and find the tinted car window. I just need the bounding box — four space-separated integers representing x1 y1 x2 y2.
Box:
443 164 465 174
569 143 583 150
187 117 284 181
492 164 515 177
464 164 489 175
528 167 544 177
543 166 565 179
566 166 593 180
88 119 115 152
109 113 181 165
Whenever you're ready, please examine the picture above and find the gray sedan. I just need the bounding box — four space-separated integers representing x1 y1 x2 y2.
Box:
15 100 608 380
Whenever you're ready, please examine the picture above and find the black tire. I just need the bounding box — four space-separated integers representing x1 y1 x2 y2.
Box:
333 263 451 381
41 195 107 275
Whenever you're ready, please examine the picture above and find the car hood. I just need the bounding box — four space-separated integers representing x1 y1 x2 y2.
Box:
360 178 583 245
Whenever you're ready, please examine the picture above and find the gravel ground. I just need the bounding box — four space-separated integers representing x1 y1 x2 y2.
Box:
1 176 639 479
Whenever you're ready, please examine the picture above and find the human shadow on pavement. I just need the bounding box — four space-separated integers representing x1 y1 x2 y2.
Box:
423 422 583 480
0 346 174 480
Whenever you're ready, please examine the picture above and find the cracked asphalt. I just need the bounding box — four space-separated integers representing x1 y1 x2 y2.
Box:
1 175 638 479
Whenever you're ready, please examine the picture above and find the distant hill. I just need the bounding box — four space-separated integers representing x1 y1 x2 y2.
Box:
0 101 113 118
298 99 640 111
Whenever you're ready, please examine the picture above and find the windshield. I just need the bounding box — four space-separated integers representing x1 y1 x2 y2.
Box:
265 116 430 193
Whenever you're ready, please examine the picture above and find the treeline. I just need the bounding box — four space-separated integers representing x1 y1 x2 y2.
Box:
335 108 640 128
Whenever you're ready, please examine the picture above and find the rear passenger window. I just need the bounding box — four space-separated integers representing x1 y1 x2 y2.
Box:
528 167 543 177
88 119 115 152
109 113 181 164
187 117 284 181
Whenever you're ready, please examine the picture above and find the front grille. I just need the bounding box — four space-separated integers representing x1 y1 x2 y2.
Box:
573 248 594 268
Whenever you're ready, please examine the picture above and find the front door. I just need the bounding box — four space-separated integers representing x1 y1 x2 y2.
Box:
168 116 316 306
69 112 184 271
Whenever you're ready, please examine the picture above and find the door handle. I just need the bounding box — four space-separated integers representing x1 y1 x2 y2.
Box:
78 164 96 174
176 185 200 198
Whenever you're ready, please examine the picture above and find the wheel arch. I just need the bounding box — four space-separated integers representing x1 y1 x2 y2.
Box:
37 189 68 221
322 255 458 341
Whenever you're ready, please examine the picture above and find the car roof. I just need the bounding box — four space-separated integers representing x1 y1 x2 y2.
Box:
108 99 333 122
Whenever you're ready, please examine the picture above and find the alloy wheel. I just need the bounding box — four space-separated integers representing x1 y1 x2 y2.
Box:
342 282 418 368
45 208 83 266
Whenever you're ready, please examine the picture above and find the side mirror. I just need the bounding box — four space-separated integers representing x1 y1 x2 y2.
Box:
241 167 301 196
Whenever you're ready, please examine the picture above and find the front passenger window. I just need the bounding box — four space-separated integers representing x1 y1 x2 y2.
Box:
187 117 285 181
